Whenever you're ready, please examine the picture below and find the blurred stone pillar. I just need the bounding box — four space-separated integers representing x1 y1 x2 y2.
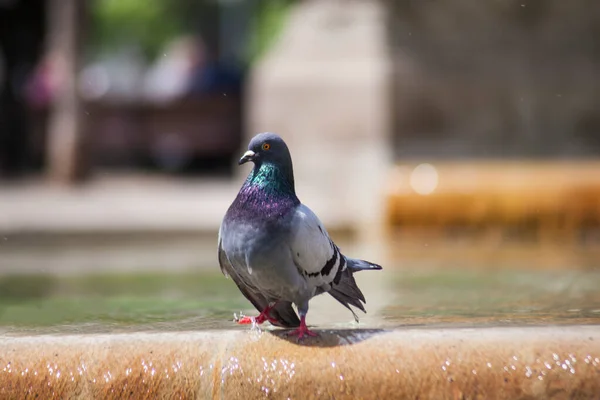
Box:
45 0 88 183
246 0 393 240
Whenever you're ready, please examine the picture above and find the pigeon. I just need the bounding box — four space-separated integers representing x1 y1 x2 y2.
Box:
218 132 382 339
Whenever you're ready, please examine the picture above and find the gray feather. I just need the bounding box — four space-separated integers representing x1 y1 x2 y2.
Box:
327 268 367 323
347 258 383 272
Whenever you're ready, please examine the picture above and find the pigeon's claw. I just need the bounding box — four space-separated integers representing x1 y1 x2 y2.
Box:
236 303 278 325
254 312 279 325
285 316 318 341
286 327 318 341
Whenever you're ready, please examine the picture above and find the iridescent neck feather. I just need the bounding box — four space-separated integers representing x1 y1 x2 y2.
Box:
229 161 299 220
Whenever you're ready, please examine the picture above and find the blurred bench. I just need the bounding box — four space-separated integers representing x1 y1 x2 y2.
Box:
30 94 242 174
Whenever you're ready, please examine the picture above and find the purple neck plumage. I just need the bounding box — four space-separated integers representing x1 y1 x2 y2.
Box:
228 161 300 221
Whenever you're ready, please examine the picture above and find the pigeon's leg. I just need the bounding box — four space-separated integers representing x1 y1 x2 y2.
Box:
285 301 318 340
237 302 279 325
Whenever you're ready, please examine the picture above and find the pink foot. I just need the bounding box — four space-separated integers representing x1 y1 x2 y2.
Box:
236 315 254 325
236 304 278 325
285 316 318 340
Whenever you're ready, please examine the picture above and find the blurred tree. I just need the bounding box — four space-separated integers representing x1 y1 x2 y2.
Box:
46 0 88 183
89 0 182 60
247 0 295 64
88 0 297 65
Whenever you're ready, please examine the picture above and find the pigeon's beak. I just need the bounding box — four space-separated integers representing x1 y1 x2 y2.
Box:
238 150 256 165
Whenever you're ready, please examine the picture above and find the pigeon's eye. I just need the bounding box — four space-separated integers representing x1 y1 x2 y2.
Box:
262 143 271 151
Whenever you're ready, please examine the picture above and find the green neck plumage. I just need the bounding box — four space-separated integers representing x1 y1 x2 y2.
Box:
244 161 296 197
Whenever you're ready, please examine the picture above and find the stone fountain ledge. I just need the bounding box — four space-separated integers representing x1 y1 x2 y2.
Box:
1 326 599 399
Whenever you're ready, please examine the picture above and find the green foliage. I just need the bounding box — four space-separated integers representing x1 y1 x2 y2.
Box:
247 0 294 64
90 0 183 60
88 0 296 64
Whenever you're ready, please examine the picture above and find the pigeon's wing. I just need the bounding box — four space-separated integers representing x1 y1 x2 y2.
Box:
218 227 300 328
288 204 347 290
288 205 375 320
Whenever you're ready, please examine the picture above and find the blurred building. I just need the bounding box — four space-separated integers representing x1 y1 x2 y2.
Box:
0 0 598 182
387 0 600 159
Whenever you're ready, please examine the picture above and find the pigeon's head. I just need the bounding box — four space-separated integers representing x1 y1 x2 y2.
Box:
238 132 292 168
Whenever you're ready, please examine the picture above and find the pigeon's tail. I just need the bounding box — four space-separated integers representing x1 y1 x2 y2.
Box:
327 258 381 322
346 258 383 273
328 268 367 322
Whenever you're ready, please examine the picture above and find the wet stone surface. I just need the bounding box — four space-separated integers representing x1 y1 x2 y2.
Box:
0 328 598 399
0 237 598 397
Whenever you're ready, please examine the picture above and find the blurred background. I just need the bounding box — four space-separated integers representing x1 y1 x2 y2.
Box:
0 0 599 332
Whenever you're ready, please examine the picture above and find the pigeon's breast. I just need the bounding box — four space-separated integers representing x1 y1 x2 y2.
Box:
221 212 307 300
221 213 291 271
